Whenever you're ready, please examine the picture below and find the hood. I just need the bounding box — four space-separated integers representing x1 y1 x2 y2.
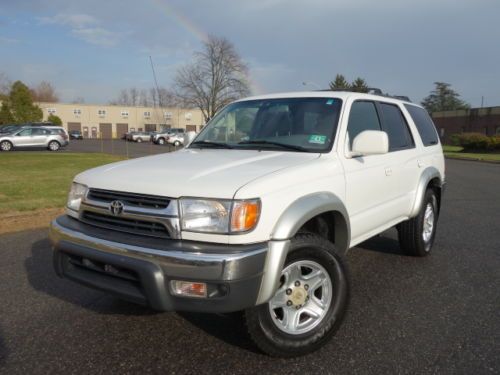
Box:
75 149 320 199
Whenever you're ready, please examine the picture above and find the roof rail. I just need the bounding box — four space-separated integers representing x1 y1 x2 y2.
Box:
317 87 411 102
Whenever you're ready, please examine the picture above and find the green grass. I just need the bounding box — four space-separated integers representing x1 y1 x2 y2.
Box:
443 145 500 162
0 152 125 213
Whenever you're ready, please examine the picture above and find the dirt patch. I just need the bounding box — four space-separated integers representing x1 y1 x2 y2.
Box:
0 208 64 235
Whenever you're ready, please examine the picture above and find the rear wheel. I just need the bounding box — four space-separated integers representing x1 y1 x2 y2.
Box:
245 233 350 357
136 138 142 143
0 140 12 151
398 189 438 256
173 140 181 147
158 138 165 145
48 141 60 151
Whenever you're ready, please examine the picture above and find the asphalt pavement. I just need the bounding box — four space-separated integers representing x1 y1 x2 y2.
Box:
0 159 498 374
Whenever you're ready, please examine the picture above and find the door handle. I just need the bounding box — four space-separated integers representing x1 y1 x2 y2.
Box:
385 167 392 176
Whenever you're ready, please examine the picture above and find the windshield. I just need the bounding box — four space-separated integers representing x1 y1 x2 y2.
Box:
191 97 343 152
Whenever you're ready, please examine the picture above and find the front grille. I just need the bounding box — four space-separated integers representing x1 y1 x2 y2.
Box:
87 188 170 209
81 211 170 238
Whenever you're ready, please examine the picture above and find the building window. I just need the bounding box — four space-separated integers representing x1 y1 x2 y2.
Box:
73 109 81 116
121 110 129 117
185 112 192 121
144 111 151 118
98 109 106 117
47 108 56 114
164 111 172 119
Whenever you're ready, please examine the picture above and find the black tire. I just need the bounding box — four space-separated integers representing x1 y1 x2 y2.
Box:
173 140 181 147
158 138 165 145
136 138 142 143
48 141 60 151
245 233 350 357
398 189 438 257
0 140 13 151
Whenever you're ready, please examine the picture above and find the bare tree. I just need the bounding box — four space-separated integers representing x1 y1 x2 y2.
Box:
0 73 11 97
174 35 250 122
72 96 85 104
130 87 139 106
157 87 178 107
117 89 130 105
149 87 158 107
31 81 59 102
139 89 149 106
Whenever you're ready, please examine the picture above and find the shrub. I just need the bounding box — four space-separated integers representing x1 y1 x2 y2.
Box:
450 133 493 151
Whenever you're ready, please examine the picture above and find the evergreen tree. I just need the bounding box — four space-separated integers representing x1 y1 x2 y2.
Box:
47 114 62 125
329 74 350 90
350 77 369 93
0 102 14 125
421 82 470 113
9 81 43 123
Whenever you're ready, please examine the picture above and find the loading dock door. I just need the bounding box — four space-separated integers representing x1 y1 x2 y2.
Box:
116 123 128 138
99 123 112 139
67 122 82 132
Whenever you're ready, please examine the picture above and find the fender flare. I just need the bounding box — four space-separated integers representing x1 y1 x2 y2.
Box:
256 192 350 304
409 167 444 218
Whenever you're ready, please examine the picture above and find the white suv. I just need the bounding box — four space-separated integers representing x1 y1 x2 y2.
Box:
50 91 445 357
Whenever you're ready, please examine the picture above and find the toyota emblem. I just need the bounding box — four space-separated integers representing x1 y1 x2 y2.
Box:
109 200 124 216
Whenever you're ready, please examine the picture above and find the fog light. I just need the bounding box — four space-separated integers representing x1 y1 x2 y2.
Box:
170 280 207 298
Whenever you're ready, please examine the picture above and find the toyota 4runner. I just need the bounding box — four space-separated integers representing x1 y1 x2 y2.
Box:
50 91 445 357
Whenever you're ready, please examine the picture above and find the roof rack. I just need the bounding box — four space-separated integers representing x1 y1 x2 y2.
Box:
317 87 411 102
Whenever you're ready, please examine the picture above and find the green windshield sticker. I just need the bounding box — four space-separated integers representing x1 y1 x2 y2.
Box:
309 135 327 144
326 99 334 105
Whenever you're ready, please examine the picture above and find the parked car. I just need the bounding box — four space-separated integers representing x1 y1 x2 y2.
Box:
165 133 184 147
0 126 68 151
50 90 445 357
126 131 151 142
69 130 83 140
152 128 185 145
44 126 70 140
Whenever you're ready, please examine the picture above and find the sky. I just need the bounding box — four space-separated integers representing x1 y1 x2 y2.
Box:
1 0 499 107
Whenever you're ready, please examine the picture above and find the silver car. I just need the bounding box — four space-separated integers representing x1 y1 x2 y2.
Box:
0 126 68 151
127 131 152 143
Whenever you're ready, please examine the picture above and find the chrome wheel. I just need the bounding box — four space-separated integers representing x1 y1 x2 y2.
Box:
158 138 165 145
422 202 435 244
0 141 12 151
269 260 332 335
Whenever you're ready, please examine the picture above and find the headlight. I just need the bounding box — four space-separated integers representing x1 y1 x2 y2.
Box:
67 182 88 212
179 198 260 234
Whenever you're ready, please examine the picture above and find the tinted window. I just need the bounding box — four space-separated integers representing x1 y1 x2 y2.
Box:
379 103 414 151
32 128 49 135
404 104 439 146
17 129 32 136
347 101 381 148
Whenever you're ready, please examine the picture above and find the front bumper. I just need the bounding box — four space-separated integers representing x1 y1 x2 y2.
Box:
49 215 269 312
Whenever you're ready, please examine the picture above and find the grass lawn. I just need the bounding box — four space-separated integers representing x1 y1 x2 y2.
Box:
442 145 500 162
0 152 125 213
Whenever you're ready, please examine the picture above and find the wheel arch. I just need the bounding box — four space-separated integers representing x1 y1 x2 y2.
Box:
256 192 350 305
409 167 444 218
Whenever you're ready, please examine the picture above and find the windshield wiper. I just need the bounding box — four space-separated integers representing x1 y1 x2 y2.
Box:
238 140 309 152
190 140 234 149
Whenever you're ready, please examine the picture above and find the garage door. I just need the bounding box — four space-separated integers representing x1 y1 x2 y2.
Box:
116 123 128 138
145 124 157 132
186 125 197 132
99 123 112 139
67 122 81 132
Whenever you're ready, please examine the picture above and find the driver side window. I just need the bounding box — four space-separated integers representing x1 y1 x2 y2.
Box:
346 101 381 149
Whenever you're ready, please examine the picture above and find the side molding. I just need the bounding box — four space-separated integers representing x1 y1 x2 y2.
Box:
256 192 350 305
409 166 443 218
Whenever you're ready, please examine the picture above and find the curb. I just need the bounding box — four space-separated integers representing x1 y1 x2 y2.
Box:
444 155 500 164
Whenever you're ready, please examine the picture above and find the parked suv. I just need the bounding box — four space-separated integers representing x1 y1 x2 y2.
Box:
152 128 185 145
127 131 152 143
0 126 68 151
50 91 445 357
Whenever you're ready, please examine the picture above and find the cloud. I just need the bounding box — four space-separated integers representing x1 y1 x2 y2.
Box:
38 13 122 46
0 36 19 44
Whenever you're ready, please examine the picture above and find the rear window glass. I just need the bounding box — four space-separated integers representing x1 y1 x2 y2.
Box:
404 105 439 146
379 103 414 151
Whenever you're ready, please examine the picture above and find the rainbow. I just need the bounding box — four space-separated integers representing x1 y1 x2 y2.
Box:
151 0 265 94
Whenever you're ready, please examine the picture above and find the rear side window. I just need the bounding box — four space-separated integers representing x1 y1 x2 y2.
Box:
379 103 414 151
347 101 381 148
404 105 439 146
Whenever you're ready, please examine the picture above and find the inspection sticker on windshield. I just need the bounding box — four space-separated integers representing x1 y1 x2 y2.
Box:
309 135 327 144
326 99 335 105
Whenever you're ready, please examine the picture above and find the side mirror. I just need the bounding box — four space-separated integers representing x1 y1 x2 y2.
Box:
351 130 389 156
183 131 197 146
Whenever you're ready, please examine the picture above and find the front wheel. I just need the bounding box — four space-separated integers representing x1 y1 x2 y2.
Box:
48 141 60 151
398 189 438 256
173 140 181 147
136 138 142 143
245 233 350 357
158 138 165 145
0 141 13 151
